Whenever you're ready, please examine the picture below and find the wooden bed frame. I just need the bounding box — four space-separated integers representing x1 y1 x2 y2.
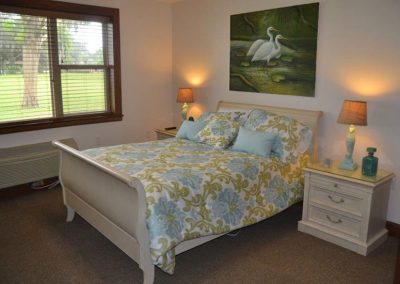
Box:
53 101 322 284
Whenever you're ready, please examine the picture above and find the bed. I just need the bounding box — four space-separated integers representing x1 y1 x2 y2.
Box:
53 101 322 284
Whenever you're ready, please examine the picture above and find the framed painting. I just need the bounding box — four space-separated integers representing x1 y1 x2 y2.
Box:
230 3 319 97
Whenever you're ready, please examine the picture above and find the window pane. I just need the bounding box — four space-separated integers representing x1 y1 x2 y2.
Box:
0 12 53 123
61 69 107 115
107 23 114 65
57 19 104 65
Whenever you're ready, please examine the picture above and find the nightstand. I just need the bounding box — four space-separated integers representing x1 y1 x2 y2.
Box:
155 128 177 140
298 160 394 255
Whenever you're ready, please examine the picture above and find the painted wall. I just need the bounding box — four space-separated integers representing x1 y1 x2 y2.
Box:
171 0 400 223
0 0 174 150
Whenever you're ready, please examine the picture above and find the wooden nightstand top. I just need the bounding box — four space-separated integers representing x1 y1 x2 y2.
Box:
155 128 177 138
305 160 394 187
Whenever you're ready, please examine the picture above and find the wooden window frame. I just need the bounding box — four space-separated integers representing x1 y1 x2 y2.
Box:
0 0 122 135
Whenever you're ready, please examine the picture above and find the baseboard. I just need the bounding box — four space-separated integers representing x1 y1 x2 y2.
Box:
386 221 400 238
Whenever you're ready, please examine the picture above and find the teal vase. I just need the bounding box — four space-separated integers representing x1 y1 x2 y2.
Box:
362 147 378 177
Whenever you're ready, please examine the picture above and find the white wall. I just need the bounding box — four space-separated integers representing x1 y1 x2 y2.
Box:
0 0 174 150
172 0 400 223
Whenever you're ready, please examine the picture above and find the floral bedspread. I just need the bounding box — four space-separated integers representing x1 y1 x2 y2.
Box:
83 138 309 274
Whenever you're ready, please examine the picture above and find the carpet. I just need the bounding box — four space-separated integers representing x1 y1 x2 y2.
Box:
0 188 397 283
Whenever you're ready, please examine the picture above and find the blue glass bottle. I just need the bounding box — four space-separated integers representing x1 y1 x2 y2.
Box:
362 147 378 177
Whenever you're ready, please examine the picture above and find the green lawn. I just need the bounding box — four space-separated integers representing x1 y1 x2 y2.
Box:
0 72 106 123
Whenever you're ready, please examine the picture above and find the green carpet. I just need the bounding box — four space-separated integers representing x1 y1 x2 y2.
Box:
0 188 397 283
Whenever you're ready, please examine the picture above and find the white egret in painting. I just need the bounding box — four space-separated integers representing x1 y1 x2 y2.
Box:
252 34 287 63
266 34 287 61
247 26 278 57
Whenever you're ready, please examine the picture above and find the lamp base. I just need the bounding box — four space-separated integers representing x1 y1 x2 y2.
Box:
338 124 357 171
338 159 357 171
181 102 189 121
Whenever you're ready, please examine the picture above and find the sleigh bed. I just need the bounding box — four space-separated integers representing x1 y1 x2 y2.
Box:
53 101 322 284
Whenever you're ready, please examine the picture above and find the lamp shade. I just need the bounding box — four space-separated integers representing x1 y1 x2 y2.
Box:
176 88 194 103
337 100 367 126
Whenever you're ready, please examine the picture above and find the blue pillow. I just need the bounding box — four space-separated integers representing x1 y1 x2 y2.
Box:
232 127 277 158
176 120 207 141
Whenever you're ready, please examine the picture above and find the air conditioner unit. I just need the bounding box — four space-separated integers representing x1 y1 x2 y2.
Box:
0 138 78 189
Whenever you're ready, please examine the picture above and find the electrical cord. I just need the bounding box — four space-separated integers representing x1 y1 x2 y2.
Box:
227 229 241 237
30 179 60 190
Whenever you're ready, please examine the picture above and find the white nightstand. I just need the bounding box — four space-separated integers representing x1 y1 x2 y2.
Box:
298 160 394 255
155 128 177 140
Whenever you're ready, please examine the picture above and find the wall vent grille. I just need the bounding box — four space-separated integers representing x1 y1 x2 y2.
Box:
0 138 78 189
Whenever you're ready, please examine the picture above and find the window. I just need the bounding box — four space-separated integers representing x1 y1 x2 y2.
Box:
0 1 122 134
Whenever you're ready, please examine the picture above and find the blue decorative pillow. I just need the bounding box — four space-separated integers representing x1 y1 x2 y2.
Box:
244 109 312 163
176 120 207 141
195 119 240 149
232 127 277 158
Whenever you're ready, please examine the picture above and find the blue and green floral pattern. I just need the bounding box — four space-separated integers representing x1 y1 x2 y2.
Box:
244 109 312 163
195 119 240 149
84 139 309 274
198 111 246 124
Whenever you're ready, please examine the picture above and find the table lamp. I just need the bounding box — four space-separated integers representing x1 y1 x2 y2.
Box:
176 88 194 121
337 100 367 171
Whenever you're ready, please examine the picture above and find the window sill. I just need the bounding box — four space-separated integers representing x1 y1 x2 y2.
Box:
0 113 123 135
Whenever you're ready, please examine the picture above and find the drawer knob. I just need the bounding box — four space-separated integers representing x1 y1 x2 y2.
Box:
328 195 345 204
333 183 338 188
326 215 342 224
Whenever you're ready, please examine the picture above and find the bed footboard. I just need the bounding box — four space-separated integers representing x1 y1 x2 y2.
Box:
53 141 154 284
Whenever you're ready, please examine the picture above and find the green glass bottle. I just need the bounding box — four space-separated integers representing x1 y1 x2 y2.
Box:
362 147 378 176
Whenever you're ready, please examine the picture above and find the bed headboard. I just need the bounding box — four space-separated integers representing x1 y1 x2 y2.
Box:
216 101 323 162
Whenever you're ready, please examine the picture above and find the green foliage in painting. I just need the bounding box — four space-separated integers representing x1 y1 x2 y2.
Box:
230 3 319 97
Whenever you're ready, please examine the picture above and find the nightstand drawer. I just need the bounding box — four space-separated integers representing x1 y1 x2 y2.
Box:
309 206 361 238
310 175 365 198
309 186 363 217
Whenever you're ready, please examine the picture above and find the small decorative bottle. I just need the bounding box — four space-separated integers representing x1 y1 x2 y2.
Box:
362 147 378 177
